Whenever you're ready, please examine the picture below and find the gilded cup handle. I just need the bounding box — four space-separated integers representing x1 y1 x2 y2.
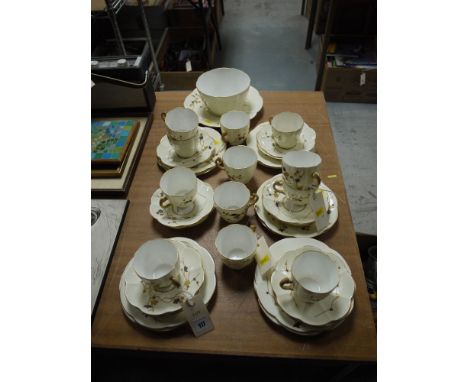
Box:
272 179 285 194
280 278 294 290
311 172 321 187
170 276 180 288
248 193 259 207
215 157 225 170
160 112 167 122
159 195 171 209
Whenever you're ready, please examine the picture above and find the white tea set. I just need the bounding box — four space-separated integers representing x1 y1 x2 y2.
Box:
120 238 216 331
247 111 317 169
255 150 339 237
126 67 351 336
158 69 261 178
254 237 355 336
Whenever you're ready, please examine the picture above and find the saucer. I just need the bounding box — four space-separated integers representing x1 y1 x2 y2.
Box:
254 270 322 336
124 242 204 316
256 122 316 160
269 238 352 274
183 87 263 128
150 179 214 229
255 177 339 237
254 238 353 334
156 130 215 168
157 127 226 176
256 283 354 336
270 250 355 327
271 269 354 327
257 297 322 336
119 237 216 331
246 123 282 169
262 176 331 226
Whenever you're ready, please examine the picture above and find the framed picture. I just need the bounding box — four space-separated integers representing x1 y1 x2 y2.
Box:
91 111 153 198
91 119 139 168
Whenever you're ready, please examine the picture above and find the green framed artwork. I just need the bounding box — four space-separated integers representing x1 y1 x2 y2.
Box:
91 120 139 168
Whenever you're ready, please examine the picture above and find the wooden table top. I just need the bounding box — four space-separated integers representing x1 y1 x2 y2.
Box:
91 91 377 362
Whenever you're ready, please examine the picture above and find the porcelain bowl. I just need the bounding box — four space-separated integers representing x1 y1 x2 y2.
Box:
196 68 251 116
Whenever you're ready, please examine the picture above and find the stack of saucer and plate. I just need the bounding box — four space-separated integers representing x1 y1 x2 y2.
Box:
150 167 214 229
156 107 226 176
254 238 355 336
247 112 316 169
183 67 263 128
255 151 339 237
120 238 216 332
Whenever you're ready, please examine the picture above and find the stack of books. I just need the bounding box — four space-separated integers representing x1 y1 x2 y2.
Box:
326 42 376 70
91 119 140 178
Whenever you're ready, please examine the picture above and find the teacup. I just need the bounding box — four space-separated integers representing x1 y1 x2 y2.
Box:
272 178 312 212
269 112 304 149
133 239 180 291
282 150 322 191
159 167 198 216
214 181 258 223
167 133 202 159
220 110 250 145
215 224 257 270
215 145 257 184
196 67 251 116
162 107 199 140
162 108 200 158
279 250 339 303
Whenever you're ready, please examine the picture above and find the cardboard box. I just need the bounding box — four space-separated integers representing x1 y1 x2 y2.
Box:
166 0 223 27
321 63 377 103
156 27 217 90
316 35 376 103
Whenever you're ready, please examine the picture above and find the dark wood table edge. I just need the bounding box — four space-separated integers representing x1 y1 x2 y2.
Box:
92 346 377 364
91 343 377 363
